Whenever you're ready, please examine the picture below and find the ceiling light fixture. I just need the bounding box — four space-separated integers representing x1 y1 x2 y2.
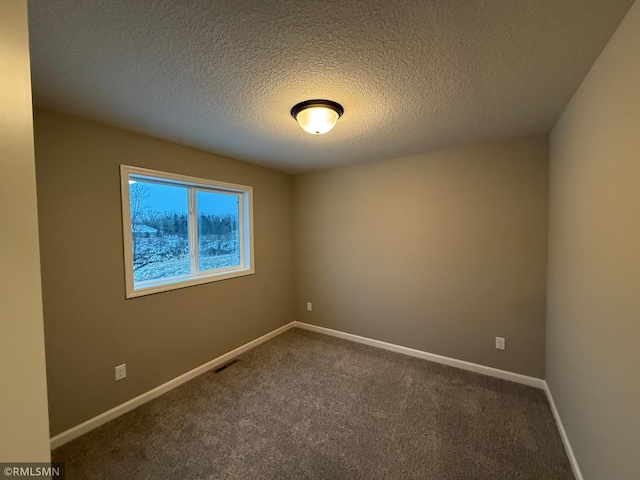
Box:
291 99 344 135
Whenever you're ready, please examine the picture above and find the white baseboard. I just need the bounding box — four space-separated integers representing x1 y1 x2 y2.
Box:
52 319 581 480
544 383 584 480
50 322 295 450
293 321 546 389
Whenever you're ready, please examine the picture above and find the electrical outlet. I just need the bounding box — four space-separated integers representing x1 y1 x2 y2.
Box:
495 337 505 350
306 302 312 312
115 363 127 381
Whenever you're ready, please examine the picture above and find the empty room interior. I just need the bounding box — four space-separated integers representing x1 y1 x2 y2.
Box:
1 0 639 479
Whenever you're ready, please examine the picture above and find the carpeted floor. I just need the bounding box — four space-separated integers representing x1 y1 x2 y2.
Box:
53 328 573 479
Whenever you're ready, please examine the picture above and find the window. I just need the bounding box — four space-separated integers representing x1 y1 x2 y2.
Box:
120 165 254 298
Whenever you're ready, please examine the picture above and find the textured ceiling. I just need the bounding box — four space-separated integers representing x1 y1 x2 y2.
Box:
28 0 634 174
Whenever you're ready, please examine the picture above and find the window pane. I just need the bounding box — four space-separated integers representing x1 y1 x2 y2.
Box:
130 180 190 283
196 190 241 272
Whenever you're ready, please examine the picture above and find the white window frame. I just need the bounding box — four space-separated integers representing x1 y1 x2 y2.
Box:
120 165 254 298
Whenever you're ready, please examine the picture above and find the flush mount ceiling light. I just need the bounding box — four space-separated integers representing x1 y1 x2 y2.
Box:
291 99 344 135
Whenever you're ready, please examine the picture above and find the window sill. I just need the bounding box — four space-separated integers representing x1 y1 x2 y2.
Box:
126 267 255 299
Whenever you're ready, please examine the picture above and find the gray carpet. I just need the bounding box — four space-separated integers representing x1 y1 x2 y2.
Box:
53 328 573 479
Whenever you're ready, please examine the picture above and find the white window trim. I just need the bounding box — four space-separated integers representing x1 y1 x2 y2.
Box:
120 165 254 299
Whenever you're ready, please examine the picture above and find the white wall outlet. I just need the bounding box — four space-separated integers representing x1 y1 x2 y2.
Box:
495 337 506 350
306 302 312 312
115 363 127 381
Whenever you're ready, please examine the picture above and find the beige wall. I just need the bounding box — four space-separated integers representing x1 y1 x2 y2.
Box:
0 0 51 461
293 135 549 378
547 1 640 478
34 110 294 436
